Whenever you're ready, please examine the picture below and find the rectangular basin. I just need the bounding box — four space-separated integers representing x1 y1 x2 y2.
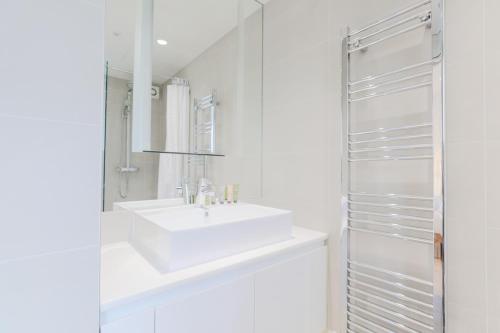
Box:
130 203 293 272
113 198 185 212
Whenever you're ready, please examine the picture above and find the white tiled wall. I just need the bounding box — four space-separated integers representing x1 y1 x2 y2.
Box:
445 0 500 331
0 0 103 332
261 0 338 330
175 7 264 202
484 1 500 330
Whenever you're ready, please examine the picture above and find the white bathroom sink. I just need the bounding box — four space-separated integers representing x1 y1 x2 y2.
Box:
130 203 293 272
113 198 185 212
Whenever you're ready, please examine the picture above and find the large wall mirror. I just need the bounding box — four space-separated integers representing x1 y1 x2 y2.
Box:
103 0 263 211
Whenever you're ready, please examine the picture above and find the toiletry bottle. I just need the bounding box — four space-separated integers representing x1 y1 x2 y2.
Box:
233 184 240 203
226 184 234 203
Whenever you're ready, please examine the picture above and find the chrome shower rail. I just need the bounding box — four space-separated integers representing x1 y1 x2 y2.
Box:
341 0 444 331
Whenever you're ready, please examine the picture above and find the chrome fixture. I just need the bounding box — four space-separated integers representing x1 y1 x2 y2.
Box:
189 90 219 187
176 180 192 205
341 0 444 332
194 91 218 155
117 83 163 198
117 85 139 198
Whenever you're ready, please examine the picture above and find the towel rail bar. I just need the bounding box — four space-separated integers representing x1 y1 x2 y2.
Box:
348 294 434 331
348 286 434 319
350 60 434 86
348 0 431 37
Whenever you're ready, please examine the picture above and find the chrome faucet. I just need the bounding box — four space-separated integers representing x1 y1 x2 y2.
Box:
176 179 192 205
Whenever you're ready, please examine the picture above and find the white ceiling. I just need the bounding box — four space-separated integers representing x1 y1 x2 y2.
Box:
105 0 263 83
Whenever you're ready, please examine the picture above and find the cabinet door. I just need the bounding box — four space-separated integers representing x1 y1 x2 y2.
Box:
101 308 154 333
255 247 327 333
155 276 254 333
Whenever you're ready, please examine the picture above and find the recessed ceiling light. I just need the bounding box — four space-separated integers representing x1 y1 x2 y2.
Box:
156 39 168 46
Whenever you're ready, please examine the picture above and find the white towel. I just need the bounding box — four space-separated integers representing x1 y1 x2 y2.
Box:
157 83 190 199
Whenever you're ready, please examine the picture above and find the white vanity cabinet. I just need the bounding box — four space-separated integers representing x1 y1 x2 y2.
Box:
100 228 328 333
155 276 254 333
101 308 154 333
255 247 327 333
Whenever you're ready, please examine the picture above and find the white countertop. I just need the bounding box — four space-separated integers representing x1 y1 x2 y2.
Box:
101 226 328 315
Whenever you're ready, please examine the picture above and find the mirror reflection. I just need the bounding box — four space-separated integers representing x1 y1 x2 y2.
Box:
103 0 263 211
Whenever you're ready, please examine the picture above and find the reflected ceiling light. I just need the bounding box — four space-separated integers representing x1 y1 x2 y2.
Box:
156 39 168 46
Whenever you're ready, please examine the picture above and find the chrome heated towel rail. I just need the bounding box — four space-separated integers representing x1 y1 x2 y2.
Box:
341 0 444 332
